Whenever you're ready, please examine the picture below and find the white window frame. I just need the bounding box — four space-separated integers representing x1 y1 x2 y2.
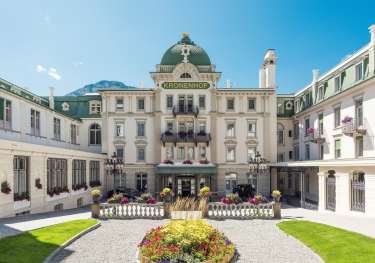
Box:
115 120 125 138
247 98 256 111
247 120 257 137
137 97 145 111
115 97 124 111
89 100 101 114
226 146 236 162
226 121 235 138
136 147 146 162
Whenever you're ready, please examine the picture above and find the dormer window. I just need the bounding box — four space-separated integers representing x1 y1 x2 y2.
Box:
90 101 101 114
180 73 191 79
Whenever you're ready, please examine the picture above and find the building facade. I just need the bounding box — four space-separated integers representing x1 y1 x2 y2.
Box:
1 25 375 218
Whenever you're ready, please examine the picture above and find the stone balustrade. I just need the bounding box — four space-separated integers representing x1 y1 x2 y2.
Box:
207 202 274 219
99 203 165 219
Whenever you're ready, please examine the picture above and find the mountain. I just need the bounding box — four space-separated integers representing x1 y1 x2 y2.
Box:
65 80 133 96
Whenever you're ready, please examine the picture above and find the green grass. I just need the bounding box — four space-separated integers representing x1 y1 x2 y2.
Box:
0 219 97 263
277 220 375 263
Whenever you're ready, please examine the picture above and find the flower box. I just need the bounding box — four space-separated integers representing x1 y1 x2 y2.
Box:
170 210 203 220
46 191 69 202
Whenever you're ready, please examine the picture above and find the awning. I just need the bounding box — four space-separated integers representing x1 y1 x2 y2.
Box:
155 164 217 175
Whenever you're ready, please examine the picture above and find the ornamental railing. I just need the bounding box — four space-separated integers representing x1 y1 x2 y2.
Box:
99 203 165 219
207 202 274 219
308 131 325 144
172 105 199 117
160 131 211 146
342 118 366 136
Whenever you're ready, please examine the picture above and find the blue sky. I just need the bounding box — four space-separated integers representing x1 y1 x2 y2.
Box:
0 0 374 96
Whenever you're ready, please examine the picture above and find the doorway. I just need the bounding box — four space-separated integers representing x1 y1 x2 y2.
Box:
177 177 195 197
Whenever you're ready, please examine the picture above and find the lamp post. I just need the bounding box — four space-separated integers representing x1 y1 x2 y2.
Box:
105 152 124 195
248 151 269 193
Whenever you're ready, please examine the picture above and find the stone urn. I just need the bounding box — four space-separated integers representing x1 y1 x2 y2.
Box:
273 202 281 219
91 198 100 218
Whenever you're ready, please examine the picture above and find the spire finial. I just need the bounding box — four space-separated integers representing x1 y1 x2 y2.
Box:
182 32 190 38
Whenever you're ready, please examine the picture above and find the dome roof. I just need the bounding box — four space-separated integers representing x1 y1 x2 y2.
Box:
160 33 211 66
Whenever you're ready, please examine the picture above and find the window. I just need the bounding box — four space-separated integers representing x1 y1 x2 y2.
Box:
177 146 185 160
225 173 237 194
89 161 100 185
247 121 256 137
90 101 101 114
166 121 174 132
334 106 341 128
199 146 206 159
304 118 310 136
355 63 363 81
277 153 285 162
115 121 125 137
334 76 341 92
198 95 206 109
47 158 67 192
288 130 292 137
355 99 363 127
247 147 256 161
356 136 364 157
180 72 191 78
248 173 257 193
226 146 235 162
334 139 341 159
72 160 86 189
115 145 124 160
305 144 310 160
114 173 126 189
0 98 12 129
226 98 235 111
116 98 124 111
351 171 365 212
289 151 293 160
137 147 145 162
166 95 173 110
137 121 145 137
166 146 174 160
30 109 40 136
293 123 299 139
136 173 148 192
137 97 145 111
318 113 324 135
13 156 29 200
294 145 299 161
318 85 324 101
198 121 206 133
319 144 324 160
89 123 101 145
187 146 194 160
70 124 78 144
226 122 235 137
248 98 256 111
53 118 61 140
277 124 284 145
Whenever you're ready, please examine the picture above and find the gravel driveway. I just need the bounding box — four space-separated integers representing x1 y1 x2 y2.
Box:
50 219 322 263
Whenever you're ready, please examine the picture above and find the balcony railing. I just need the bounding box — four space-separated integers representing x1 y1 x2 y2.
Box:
160 131 211 146
308 131 325 144
172 105 199 117
342 118 366 136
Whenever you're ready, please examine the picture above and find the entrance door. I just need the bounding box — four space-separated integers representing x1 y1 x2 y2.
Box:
326 174 336 211
177 177 195 197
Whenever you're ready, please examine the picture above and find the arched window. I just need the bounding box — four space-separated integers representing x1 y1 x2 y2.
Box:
89 123 101 145
277 123 284 145
351 171 365 212
180 72 192 78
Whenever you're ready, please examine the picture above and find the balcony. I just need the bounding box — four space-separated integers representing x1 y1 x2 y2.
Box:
160 131 211 146
308 130 325 144
172 105 199 117
342 118 366 137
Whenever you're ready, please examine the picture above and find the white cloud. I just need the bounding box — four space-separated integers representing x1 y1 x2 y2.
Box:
48 68 61 80
36 64 46 73
73 61 84 67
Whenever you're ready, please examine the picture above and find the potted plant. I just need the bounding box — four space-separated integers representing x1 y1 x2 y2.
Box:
1 181 11 194
272 190 282 219
91 188 101 218
342 116 353 124
35 178 42 189
137 193 157 204
160 187 173 203
182 159 193 165
221 193 242 205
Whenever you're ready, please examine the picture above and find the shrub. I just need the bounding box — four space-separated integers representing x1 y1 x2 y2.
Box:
221 193 242 205
1 181 11 194
272 190 282 202
137 193 156 204
107 193 123 204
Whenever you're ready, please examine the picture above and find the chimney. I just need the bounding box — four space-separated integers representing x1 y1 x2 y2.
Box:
226 79 232 89
263 49 277 89
140 80 145 89
49 87 54 110
369 24 375 45
312 69 320 83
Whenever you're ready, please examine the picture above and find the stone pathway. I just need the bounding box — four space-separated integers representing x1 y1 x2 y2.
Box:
50 219 322 263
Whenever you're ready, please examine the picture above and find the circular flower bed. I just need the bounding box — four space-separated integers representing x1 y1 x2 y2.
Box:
139 220 235 263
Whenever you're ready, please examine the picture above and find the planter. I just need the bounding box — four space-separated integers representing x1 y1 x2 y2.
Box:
139 250 234 263
170 210 203 220
273 202 281 219
46 192 69 202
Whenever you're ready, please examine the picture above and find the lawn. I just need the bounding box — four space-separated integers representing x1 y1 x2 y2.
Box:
0 219 97 263
278 220 375 263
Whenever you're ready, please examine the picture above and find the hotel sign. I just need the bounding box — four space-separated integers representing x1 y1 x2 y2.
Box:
162 82 210 89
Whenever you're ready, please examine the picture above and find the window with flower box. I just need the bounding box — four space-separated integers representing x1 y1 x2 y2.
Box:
0 98 12 129
13 156 29 201
89 161 100 187
72 160 86 191
47 158 68 195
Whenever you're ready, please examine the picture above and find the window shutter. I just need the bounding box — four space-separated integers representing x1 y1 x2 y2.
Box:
0 98 4 120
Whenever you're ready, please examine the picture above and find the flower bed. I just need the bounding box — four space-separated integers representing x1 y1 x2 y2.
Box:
138 220 235 263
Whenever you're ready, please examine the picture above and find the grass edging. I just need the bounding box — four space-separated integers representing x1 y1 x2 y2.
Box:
42 221 101 263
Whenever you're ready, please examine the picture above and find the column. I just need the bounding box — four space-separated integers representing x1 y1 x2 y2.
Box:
317 171 326 211
300 170 305 208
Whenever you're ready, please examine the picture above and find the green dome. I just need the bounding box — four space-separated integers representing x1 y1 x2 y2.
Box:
160 33 211 66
